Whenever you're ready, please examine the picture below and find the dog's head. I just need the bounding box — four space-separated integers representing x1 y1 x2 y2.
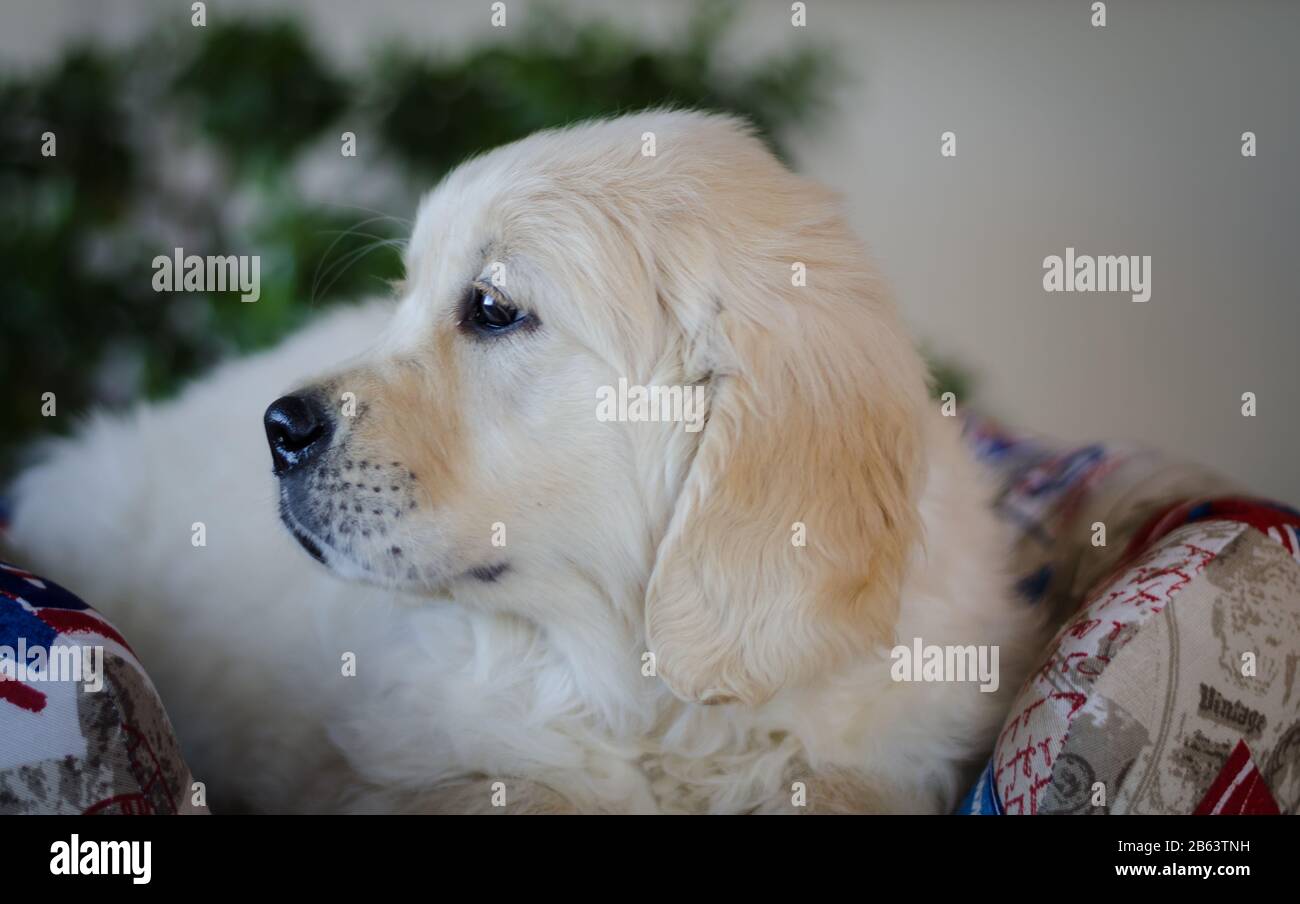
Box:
266 111 929 706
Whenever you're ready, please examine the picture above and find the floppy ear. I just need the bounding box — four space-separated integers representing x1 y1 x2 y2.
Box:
644 200 930 707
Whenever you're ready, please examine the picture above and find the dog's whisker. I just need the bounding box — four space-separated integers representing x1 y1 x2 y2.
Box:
311 236 407 308
310 217 407 306
318 200 413 229
309 217 398 303
314 232 406 283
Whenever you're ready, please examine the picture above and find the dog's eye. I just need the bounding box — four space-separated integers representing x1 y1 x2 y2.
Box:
465 283 526 335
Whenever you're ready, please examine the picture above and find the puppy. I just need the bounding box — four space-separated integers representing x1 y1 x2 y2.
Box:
7 111 1044 813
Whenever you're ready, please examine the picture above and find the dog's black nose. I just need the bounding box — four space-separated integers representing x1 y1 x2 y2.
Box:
264 394 333 475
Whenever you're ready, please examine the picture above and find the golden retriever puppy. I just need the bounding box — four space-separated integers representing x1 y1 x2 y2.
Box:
7 111 1043 813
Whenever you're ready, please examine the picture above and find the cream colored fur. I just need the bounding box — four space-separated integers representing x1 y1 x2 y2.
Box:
6 111 1043 813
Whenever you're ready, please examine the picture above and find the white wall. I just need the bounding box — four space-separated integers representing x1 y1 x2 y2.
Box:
4 0 1297 501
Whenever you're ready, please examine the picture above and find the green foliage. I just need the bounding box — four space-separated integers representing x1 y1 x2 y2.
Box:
926 352 973 403
171 20 347 170
0 4 835 479
367 4 829 175
0 48 135 218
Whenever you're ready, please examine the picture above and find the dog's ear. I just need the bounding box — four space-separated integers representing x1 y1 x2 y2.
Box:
644 201 929 707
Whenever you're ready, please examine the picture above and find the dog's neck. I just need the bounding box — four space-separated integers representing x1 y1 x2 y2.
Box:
460 552 665 731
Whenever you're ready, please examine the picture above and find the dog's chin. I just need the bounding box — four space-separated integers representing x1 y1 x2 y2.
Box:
274 484 499 598
276 495 331 565
285 520 327 564
277 512 389 585
274 493 447 594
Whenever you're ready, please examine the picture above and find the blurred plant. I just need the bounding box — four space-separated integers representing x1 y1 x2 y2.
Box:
367 3 827 176
925 349 973 404
0 2 842 479
171 19 347 171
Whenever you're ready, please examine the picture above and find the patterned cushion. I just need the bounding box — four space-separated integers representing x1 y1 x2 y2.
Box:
0 561 207 815
958 417 1300 815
